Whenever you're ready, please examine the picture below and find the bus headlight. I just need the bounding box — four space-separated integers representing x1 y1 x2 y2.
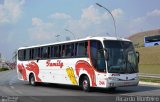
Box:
134 76 139 80
108 77 119 81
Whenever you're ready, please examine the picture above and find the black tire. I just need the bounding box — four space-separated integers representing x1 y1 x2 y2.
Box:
81 76 90 92
29 74 37 86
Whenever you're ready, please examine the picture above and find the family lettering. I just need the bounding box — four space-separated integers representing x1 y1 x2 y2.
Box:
46 60 64 68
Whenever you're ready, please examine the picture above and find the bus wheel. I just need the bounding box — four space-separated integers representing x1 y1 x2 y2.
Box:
82 76 90 92
29 74 37 86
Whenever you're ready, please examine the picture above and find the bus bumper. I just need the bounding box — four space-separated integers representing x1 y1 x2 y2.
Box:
106 79 139 88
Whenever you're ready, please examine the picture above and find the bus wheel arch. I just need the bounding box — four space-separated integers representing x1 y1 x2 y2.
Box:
79 74 91 92
29 73 37 86
154 43 159 46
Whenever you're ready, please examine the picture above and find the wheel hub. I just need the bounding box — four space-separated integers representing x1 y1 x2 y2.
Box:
83 80 88 89
31 77 35 85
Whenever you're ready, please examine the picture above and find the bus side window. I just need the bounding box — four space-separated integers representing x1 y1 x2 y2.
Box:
59 45 62 57
29 49 32 60
38 48 41 59
62 45 66 57
54 46 57 58
33 48 41 59
31 48 34 59
51 46 54 58
33 48 37 59
42 47 49 59
23 50 26 60
25 49 30 60
54 45 60 58
85 42 88 56
77 42 85 57
48 47 50 58
65 44 73 57
90 40 106 72
71 44 74 57
18 50 24 61
75 43 78 56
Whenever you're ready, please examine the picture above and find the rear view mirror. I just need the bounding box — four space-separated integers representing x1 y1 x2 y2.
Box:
97 48 109 61
136 51 140 63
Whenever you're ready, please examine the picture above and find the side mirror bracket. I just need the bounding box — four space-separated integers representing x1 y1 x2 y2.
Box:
136 51 140 63
104 49 109 61
36 57 41 63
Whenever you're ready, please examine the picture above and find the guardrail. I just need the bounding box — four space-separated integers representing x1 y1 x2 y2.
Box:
139 73 160 78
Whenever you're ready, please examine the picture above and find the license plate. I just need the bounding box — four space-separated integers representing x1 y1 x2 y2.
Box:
124 82 130 85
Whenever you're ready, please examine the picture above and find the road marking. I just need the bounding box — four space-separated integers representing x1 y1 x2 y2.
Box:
15 90 23 94
10 86 15 89
9 74 18 86
8 73 24 95
29 96 42 102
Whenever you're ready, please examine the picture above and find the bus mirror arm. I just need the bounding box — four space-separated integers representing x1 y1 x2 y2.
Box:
104 50 109 61
36 57 40 63
136 51 140 63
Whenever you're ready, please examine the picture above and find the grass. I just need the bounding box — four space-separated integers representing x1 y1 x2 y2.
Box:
139 64 160 83
0 68 9 72
136 46 160 74
136 46 160 65
135 46 160 74
140 77 160 83
139 64 160 74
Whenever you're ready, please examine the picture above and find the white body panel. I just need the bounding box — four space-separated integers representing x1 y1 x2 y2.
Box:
144 41 160 47
17 36 139 89
17 58 109 88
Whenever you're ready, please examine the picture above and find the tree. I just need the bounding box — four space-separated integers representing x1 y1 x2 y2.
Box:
12 50 17 63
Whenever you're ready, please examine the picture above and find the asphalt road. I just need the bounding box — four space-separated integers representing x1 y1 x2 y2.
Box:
0 70 160 102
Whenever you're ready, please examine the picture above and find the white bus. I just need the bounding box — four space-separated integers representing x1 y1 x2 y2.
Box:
144 35 160 47
17 36 139 91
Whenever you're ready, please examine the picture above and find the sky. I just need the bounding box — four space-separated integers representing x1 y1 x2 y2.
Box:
0 0 160 61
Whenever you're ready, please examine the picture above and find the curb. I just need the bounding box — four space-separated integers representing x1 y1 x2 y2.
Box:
139 81 160 86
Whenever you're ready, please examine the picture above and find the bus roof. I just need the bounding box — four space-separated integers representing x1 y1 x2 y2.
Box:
144 34 160 38
18 36 130 50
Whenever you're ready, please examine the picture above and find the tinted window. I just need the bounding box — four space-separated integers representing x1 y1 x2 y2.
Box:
29 49 32 59
51 46 54 58
41 46 50 59
31 49 34 59
25 49 30 60
54 45 61 58
62 45 65 57
18 50 24 60
33 48 41 59
90 40 106 72
76 42 88 57
65 44 74 57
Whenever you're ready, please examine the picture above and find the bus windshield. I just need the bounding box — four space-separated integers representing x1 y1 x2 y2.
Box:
104 40 138 74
